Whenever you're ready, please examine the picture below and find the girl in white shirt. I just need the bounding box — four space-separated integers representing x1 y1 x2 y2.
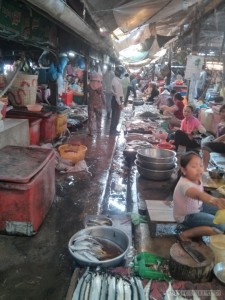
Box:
173 152 225 236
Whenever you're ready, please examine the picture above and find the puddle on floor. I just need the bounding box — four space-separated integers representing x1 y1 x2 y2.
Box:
107 193 126 214
56 173 90 198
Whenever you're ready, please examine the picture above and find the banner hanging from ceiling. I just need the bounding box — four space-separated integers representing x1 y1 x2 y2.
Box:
0 0 57 47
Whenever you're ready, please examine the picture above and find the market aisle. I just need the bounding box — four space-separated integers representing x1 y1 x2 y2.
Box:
0 116 123 300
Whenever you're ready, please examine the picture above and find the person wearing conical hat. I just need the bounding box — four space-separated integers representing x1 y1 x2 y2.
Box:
87 73 105 136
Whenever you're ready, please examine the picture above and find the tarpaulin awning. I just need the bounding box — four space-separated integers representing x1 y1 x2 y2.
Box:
113 0 199 33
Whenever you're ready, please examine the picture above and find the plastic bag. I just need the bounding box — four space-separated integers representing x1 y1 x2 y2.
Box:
126 212 147 225
213 209 225 224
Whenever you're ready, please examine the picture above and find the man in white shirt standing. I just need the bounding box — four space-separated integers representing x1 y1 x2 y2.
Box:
109 66 124 135
103 64 115 119
196 65 207 99
121 73 130 106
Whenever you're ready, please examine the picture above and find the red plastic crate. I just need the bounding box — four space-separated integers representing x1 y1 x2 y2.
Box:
0 100 7 118
40 114 57 142
6 114 57 143
5 115 41 145
29 118 41 145
0 146 55 235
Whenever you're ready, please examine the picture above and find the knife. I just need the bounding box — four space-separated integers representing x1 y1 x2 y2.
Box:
179 241 206 263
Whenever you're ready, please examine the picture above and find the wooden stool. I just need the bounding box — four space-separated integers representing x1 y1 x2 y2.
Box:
145 200 176 237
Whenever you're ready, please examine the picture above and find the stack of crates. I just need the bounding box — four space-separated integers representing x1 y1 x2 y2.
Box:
42 105 68 137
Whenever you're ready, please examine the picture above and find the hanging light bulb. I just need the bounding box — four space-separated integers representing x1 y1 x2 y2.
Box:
83 7 86 20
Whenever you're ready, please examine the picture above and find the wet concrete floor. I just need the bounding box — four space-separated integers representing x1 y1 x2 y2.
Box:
0 113 140 300
1 109 224 299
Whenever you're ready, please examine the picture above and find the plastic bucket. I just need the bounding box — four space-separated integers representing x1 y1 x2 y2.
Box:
58 144 87 164
209 235 225 263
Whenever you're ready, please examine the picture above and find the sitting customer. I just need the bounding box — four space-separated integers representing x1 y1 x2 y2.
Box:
156 89 175 110
146 82 159 102
167 89 176 107
173 152 225 235
174 105 206 151
160 92 184 128
202 104 225 170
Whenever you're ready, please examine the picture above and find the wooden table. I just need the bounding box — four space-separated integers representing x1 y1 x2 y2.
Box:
145 200 176 237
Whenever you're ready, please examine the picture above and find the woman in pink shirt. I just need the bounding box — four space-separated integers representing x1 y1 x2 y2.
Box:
160 92 184 128
174 105 206 151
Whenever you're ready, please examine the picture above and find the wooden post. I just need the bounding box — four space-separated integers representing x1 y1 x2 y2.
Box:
186 80 190 103
191 21 200 55
166 45 172 86
83 46 89 105
220 30 225 101
187 18 201 103
49 81 58 106
152 63 155 81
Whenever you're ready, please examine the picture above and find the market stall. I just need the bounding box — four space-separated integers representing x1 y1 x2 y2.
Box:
105 100 225 290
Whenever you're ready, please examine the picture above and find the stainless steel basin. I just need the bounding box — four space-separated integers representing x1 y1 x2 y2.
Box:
137 148 176 164
136 156 177 170
68 226 130 267
135 159 176 180
214 262 225 284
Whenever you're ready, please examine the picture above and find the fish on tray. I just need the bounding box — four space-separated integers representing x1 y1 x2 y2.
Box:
85 217 112 227
69 234 123 262
72 270 145 300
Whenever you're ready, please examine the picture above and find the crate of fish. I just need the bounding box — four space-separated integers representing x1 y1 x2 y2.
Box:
84 215 112 227
133 252 171 280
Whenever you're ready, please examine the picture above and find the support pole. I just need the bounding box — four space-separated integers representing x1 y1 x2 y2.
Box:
166 45 173 86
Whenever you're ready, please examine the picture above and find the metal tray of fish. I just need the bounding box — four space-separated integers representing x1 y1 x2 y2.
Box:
68 226 130 267
84 215 113 228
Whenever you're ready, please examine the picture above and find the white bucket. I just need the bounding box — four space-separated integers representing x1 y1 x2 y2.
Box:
209 235 225 263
